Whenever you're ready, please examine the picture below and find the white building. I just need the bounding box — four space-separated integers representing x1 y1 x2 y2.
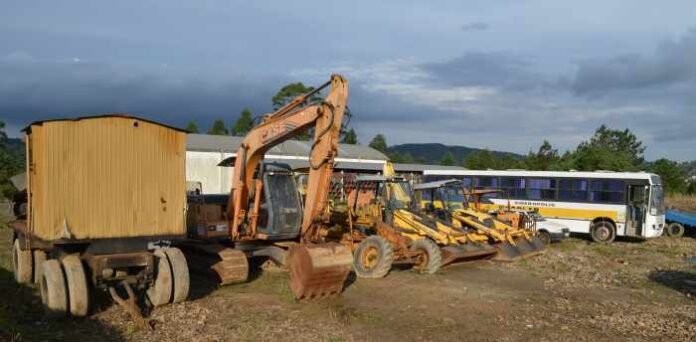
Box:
186 134 389 194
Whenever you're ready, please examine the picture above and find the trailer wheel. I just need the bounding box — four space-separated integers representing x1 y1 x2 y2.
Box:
410 239 442 275
62 255 89 317
40 260 68 317
164 248 189 303
590 221 616 244
665 222 685 238
353 236 393 279
12 239 33 284
147 249 173 307
33 250 47 284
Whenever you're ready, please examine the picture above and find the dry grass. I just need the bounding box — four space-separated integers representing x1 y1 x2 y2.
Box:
665 194 696 212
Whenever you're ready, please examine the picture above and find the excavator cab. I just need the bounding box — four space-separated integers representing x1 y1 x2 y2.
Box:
255 162 303 240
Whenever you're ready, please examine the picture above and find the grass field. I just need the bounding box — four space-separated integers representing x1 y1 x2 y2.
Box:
666 194 696 212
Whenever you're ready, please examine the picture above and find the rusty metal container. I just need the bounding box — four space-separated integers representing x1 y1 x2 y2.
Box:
24 114 186 241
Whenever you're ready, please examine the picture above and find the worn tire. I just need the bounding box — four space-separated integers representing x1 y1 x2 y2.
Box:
164 248 190 303
62 255 89 317
410 238 442 275
353 236 393 279
12 239 33 284
33 250 48 284
147 249 173 307
590 221 616 244
40 260 68 317
665 222 685 238
536 230 552 245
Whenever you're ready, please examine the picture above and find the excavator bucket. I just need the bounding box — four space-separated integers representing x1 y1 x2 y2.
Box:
440 242 497 266
286 243 353 300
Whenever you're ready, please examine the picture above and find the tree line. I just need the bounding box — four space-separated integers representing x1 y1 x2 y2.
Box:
365 126 695 195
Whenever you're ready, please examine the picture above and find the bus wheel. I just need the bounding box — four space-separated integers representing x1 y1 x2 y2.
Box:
665 223 685 238
591 221 616 243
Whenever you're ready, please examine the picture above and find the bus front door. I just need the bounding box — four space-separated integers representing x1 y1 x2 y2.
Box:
626 185 647 237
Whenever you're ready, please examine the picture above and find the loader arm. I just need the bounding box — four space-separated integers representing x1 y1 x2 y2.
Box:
228 74 348 241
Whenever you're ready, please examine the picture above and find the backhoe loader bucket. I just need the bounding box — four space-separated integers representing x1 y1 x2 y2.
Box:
287 243 353 300
440 242 497 266
491 236 545 262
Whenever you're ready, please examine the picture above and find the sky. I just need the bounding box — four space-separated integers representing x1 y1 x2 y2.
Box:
1 0 695 161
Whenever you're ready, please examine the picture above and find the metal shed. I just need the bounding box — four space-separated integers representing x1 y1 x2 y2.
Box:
24 114 187 241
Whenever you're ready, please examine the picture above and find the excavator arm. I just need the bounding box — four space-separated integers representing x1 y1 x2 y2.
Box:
228 74 348 241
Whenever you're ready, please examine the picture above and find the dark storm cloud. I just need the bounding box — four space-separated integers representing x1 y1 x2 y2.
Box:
572 29 696 95
461 22 490 32
0 57 278 130
419 52 550 90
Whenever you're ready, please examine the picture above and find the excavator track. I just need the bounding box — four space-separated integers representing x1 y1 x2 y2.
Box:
177 242 249 285
286 243 353 300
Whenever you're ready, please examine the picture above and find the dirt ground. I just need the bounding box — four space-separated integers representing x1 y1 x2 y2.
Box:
1 212 694 341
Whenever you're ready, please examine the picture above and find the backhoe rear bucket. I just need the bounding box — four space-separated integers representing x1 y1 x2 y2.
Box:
287 243 353 300
440 242 497 266
491 236 545 262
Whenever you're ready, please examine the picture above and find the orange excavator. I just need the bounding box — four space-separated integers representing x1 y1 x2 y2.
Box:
182 75 353 299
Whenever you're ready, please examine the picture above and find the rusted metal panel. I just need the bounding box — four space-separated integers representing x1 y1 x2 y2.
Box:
26 115 186 241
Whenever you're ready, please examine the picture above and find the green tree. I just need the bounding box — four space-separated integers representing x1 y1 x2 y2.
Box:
0 121 24 198
368 134 388 154
389 152 415 163
523 140 559 170
341 128 358 145
440 151 455 166
650 158 687 194
464 149 520 170
207 119 229 135
568 125 645 171
232 108 254 136
185 121 199 133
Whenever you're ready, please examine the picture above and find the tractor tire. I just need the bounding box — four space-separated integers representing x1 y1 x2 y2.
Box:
62 255 90 317
536 230 552 245
665 222 685 238
591 221 616 244
33 250 47 284
12 239 33 284
164 248 190 303
410 239 442 275
40 260 68 317
147 249 173 307
353 236 393 279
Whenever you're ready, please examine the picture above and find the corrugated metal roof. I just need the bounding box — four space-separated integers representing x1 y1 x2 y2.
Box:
393 163 467 172
216 156 385 172
23 114 187 133
187 133 388 160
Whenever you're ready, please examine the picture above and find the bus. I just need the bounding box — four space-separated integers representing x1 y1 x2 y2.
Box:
421 170 665 243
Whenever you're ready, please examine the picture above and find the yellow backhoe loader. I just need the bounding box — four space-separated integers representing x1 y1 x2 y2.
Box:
412 179 545 261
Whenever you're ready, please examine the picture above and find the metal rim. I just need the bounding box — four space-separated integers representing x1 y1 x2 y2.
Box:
595 226 611 241
668 223 684 237
413 249 429 271
360 246 380 270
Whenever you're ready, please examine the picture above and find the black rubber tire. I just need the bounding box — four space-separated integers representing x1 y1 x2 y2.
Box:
62 255 89 317
353 236 394 279
665 222 685 238
536 230 552 245
410 239 442 275
12 239 33 284
147 249 173 307
591 221 616 244
164 248 190 303
33 250 47 284
40 260 68 317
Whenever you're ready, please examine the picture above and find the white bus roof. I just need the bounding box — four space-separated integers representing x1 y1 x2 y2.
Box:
423 169 659 181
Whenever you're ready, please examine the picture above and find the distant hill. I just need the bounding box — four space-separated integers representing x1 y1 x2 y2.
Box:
387 143 522 165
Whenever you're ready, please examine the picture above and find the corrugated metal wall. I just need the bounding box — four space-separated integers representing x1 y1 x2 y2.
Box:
185 151 234 195
28 117 186 241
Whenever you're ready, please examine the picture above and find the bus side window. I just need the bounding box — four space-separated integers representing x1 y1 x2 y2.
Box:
528 178 557 200
590 180 625 203
559 179 588 201
500 177 526 199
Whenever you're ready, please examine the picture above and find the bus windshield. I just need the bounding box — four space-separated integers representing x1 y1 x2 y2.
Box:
650 185 665 216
